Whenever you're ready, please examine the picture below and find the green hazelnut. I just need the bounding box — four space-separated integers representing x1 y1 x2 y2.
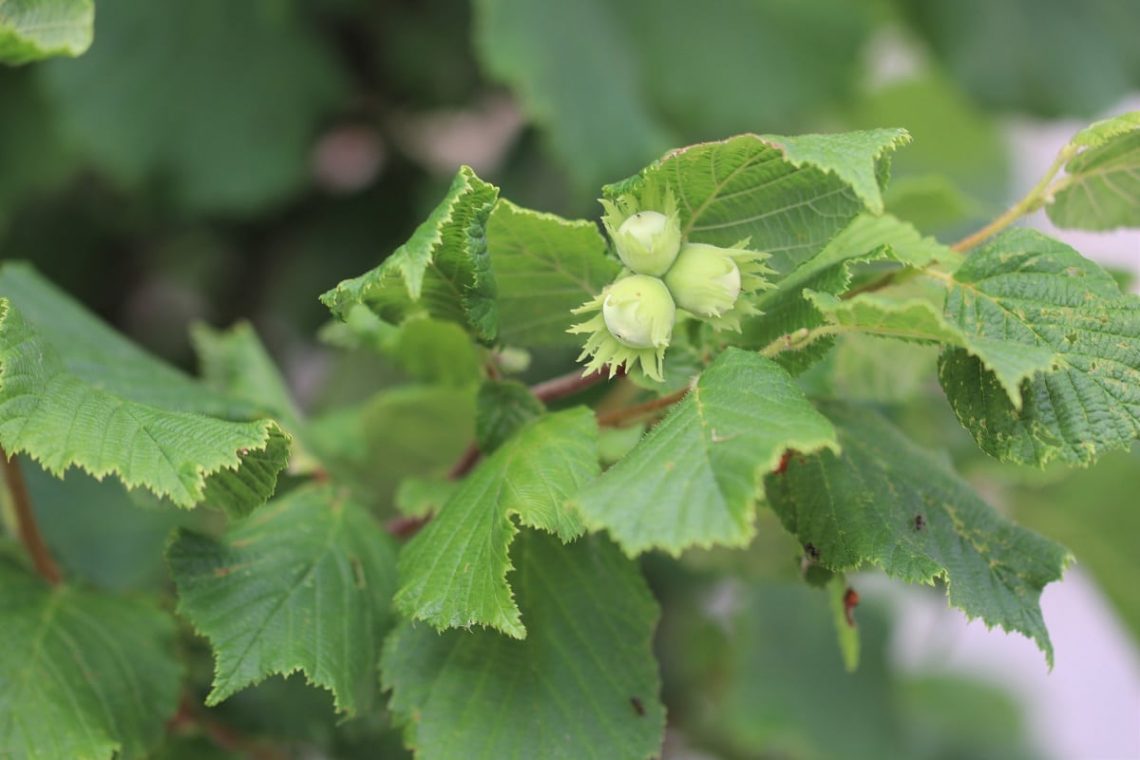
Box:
664 243 742 318
612 211 682 276
602 274 676 349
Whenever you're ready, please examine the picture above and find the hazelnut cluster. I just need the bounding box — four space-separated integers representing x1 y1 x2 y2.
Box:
569 193 772 381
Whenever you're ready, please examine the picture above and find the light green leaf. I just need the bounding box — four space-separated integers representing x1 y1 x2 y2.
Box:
0 263 289 515
806 290 1057 407
167 484 398 715
383 531 664 760
488 199 619 347
192 321 301 432
40 0 345 213
574 348 838 556
395 476 457 519
1067 111 1140 149
765 403 1071 662
739 213 954 369
1048 115 1140 230
937 229 1140 466
395 408 598 638
475 378 545 453
0 556 180 759
321 167 500 342
762 129 911 214
0 0 92 64
604 132 909 275
827 575 860 673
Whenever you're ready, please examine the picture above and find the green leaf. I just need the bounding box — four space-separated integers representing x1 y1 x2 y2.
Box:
765 403 1071 662
899 0 1140 117
474 0 672 191
395 476 457 519
827 575 860 672
321 167 500 342
937 229 1140 466
475 379 545 453
806 290 1057 407
1048 114 1140 230
604 131 910 275
0 263 289 515
574 348 838 556
0 0 93 64
0 556 180 759
762 129 911 214
39 0 345 213
192 321 302 432
738 213 954 368
394 408 598 638
488 199 619 347
167 484 398 715
382 531 664 760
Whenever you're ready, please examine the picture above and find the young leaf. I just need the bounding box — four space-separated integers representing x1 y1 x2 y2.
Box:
805 290 1057 407
321 167 500 342
1048 113 1140 230
475 379 545 453
765 403 1071 663
394 408 598 638
167 484 399 715
0 0 93 64
0 264 289 516
488 199 620 347
739 213 956 367
0 556 180 759
938 229 1140 466
192 321 302 433
574 348 838 556
382 531 664 760
603 130 910 275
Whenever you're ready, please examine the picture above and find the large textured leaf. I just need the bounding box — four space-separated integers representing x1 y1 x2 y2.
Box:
937 229 1140 466
487 199 619 347
0 556 180 759
604 131 909 276
167 484 398 715
574 349 837 556
394 408 598 638
321 167 500 342
0 264 289 515
0 0 92 64
39 0 345 213
1048 113 1140 231
806 290 1057 407
383 531 664 760
766 403 1071 662
738 212 955 366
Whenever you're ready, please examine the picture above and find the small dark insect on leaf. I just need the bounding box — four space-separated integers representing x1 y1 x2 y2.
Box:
629 696 645 717
843 587 860 628
913 513 926 531
804 543 820 561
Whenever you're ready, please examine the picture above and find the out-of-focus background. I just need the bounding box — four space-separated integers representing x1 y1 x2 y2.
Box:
3 0 1138 757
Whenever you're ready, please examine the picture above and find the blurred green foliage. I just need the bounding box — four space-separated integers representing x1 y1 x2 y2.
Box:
2 0 1138 756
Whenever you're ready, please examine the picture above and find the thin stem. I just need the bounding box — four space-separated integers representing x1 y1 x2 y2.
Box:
759 324 843 359
530 369 609 403
1 446 62 585
596 386 689 428
446 443 482 480
950 145 1076 253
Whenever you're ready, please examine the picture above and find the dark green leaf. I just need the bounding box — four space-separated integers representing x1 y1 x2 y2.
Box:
766 403 1071 662
383 531 664 760
475 378 545 453
168 484 398 715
